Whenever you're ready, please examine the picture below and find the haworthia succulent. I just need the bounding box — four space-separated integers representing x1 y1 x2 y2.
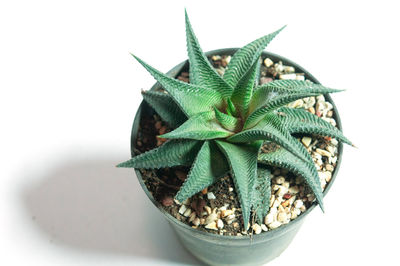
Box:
119 10 352 229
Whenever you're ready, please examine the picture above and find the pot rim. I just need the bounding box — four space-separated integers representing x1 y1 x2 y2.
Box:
130 48 344 242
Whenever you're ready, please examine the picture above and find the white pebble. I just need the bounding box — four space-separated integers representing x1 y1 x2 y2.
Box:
204 206 212 215
178 205 187 215
294 200 304 209
268 221 282 229
325 171 332 182
279 73 297 80
205 222 218 230
316 148 331 157
264 58 274 67
331 138 338 146
326 145 335 156
217 219 224 229
316 95 325 103
264 213 274 225
325 164 334 172
283 66 295 73
261 224 269 232
207 192 216 200
277 212 288 222
183 208 192 217
288 99 304 108
205 213 218 224
275 62 284 72
302 136 312 147
192 217 200 226
252 223 262 234
221 209 234 217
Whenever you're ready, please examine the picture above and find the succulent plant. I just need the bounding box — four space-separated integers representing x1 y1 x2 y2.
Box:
118 11 352 229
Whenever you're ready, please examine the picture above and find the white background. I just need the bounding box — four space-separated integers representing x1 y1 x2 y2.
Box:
1 0 399 265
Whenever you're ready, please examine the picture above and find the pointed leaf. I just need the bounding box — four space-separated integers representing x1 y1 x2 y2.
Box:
214 107 240 131
226 97 238 117
223 26 286 88
117 139 201 168
176 141 229 202
245 81 342 129
258 144 324 210
160 111 233 140
276 107 352 145
132 54 222 116
215 140 262 230
141 90 187 128
252 167 271 224
228 113 311 163
185 10 233 97
230 58 260 117
249 84 293 114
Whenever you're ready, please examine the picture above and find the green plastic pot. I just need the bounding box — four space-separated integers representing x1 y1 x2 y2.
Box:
129 48 344 266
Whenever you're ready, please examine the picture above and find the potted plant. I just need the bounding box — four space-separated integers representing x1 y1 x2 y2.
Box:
118 10 352 265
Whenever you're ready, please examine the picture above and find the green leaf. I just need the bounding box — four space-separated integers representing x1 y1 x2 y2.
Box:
258 144 324 211
226 98 238 117
141 90 187 128
228 113 310 163
276 107 353 145
160 111 233 140
245 81 342 129
223 26 286 88
252 167 271 224
230 58 260 118
214 107 240 132
215 140 262 230
175 141 229 202
185 10 233 97
117 139 201 168
249 84 293 114
132 54 223 117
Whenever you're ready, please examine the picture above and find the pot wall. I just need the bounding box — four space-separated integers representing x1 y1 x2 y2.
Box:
131 49 344 265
